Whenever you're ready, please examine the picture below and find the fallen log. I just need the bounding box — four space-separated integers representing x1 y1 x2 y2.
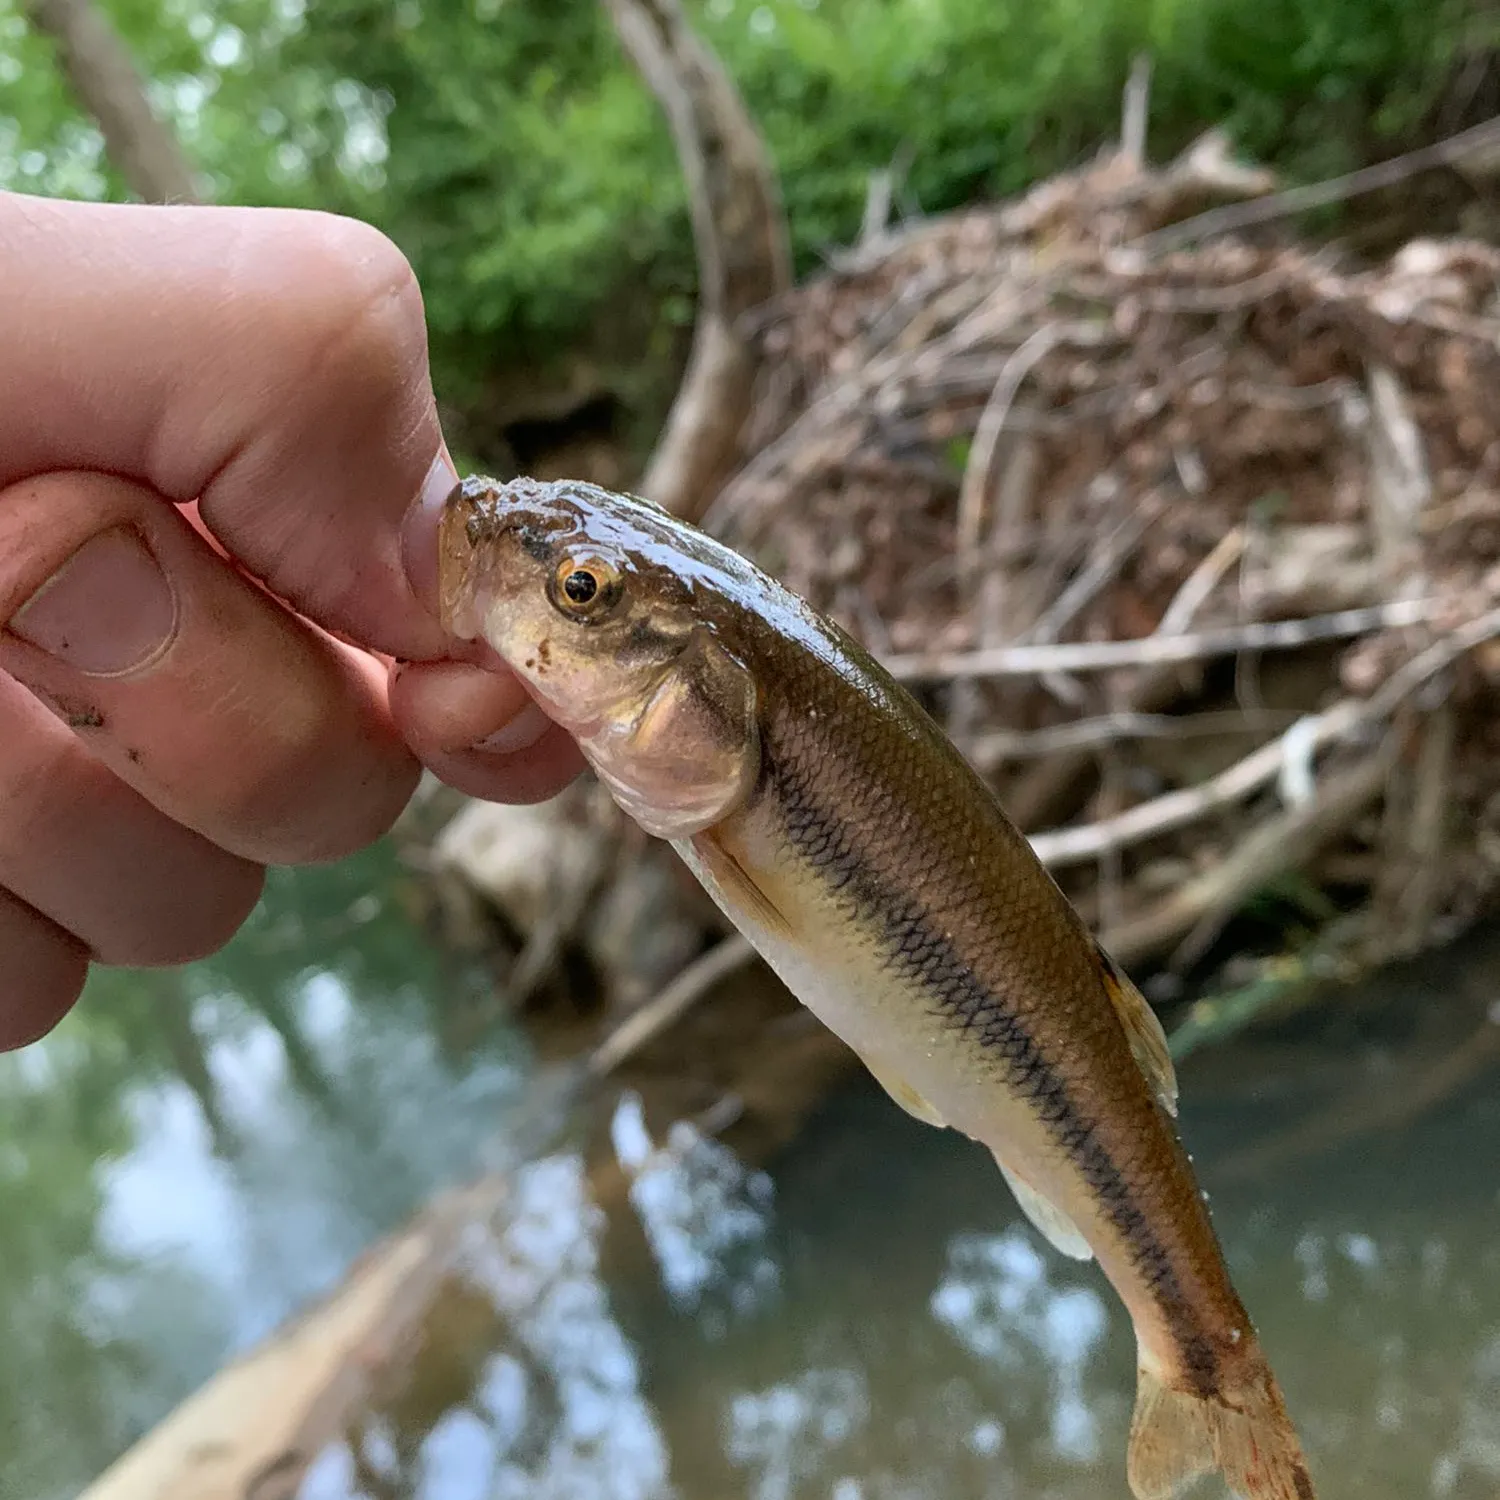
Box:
78 1179 507 1500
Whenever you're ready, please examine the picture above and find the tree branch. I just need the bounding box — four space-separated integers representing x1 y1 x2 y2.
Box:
24 0 201 204
1100 750 1392 970
883 596 1440 683
602 0 792 519
1135 114 1500 253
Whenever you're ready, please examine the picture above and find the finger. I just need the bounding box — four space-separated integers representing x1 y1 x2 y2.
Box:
0 670 264 965
1 191 453 659
0 471 420 865
0 887 88 1051
390 659 586 804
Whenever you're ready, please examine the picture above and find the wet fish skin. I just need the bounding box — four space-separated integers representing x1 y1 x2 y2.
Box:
438 474 1317 1500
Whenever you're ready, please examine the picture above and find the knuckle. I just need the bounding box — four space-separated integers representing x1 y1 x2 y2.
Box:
280 214 427 390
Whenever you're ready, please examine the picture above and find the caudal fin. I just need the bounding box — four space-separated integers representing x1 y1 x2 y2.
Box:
1127 1353 1316 1500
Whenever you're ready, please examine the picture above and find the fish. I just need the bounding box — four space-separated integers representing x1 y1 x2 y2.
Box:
437 474 1317 1500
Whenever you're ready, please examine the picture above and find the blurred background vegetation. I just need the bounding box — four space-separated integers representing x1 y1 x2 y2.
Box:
5 0 1497 476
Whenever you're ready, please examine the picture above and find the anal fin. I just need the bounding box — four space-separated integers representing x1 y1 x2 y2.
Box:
864 1058 949 1129
993 1153 1094 1261
1094 939 1179 1118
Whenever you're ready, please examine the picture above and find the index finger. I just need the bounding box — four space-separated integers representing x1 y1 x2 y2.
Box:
0 191 452 660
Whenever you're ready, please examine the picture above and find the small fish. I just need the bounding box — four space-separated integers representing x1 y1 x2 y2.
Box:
439 475 1317 1500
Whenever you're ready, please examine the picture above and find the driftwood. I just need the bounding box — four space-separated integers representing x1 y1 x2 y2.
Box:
688 123 1500 995
78 1179 507 1500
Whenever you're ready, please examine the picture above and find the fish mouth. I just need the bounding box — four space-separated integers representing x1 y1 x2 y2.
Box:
517 675 603 740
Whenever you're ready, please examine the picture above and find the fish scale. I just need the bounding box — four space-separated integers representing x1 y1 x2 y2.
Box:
439 473 1318 1500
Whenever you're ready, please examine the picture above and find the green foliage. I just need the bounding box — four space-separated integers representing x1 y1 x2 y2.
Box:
1150 0 1495 176
731 0 1144 245
2 0 1495 446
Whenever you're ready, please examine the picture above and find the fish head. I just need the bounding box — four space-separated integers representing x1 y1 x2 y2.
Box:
438 475 763 839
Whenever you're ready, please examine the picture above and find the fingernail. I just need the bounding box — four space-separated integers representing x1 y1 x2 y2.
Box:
402 448 461 617
9 527 177 677
471 700 552 755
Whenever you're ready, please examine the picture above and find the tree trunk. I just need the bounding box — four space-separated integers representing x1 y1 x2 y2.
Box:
602 0 792 520
24 0 202 204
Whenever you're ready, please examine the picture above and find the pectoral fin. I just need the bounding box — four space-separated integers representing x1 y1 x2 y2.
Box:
993 1154 1094 1261
690 829 794 940
864 1058 949 1129
1094 939 1178 1118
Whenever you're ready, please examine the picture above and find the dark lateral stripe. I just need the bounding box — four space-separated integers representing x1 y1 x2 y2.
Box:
766 754 1220 1395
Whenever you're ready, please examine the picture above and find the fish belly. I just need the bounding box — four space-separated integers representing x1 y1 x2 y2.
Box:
672 832 1094 1238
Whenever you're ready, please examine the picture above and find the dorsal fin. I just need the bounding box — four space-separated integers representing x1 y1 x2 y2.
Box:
1094 939 1178 1118
993 1153 1094 1261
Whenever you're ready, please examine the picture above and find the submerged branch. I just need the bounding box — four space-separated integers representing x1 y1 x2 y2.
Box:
587 935 757 1079
1214 1013 1500 1185
79 1179 506 1500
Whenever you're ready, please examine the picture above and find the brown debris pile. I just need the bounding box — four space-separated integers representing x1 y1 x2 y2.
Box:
706 140 1500 987
427 134 1500 1081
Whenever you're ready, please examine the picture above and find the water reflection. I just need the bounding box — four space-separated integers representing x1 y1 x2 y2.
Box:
611 1091 780 1330
11 854 1500 1500
726 1367 868 1500
0 841 522 1500
931 1230 1109 1464
456 1155 674 1500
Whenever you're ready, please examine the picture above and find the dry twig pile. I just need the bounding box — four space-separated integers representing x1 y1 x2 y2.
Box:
432 122 1500 1063
704 136 1500 998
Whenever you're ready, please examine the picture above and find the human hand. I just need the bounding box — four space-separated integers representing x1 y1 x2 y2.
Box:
0 192 584 1049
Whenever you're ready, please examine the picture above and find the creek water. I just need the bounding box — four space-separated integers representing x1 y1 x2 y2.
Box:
4 839 1500 1500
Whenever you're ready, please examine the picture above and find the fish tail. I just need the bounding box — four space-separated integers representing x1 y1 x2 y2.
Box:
1127 1348 1316 1500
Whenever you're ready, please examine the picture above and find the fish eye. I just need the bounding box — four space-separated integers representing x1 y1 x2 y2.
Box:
550 552 624 620
563 570 598 604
